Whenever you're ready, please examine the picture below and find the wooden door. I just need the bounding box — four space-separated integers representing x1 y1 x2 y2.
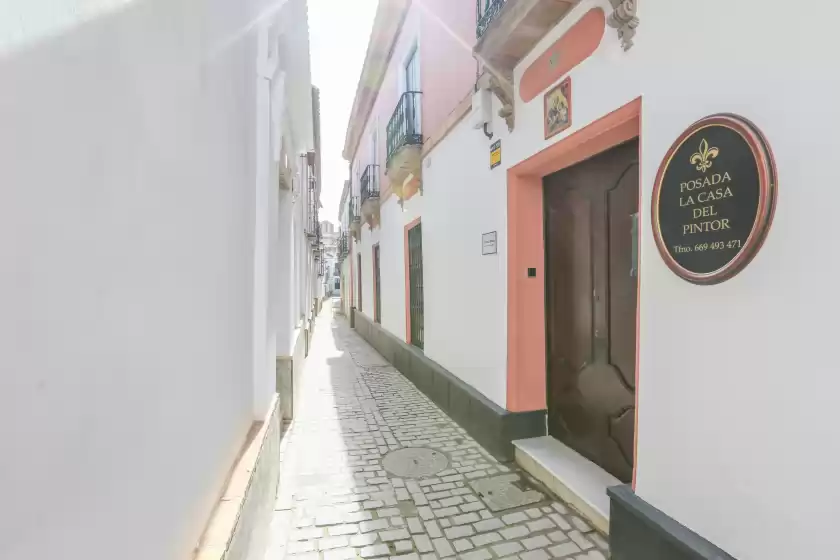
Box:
544 139 639 482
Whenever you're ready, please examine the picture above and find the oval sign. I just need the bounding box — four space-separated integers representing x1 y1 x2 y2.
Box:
652 113 777 284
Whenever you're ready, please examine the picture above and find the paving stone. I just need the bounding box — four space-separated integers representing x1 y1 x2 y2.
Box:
501 511 529 525
328 524 359 536
323 548 357 560
568 530 594 550
548 529 568 542
407 517 424 534
451 512 480 526
523 534 552 550
527 517 555 532
432 537 455 557
520 549 551 560
380 528 410 542
460 548 492 560
502 525 532 541
470 531 502 546
361 519 389 533
260 311 592 560
453 538 473 552
443 524 474 539
549 541 582 557
473 518 504 532
318 535 350 550
424 520 442 538
350 532 378 547
550 513 573 531
413 534 434 553
492 541 524 556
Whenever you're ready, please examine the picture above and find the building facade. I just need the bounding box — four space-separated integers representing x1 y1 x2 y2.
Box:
320 220 340 297
341 1 840 558
0 0 319 559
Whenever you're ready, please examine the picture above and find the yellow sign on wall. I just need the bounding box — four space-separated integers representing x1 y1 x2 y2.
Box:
490 140 501 169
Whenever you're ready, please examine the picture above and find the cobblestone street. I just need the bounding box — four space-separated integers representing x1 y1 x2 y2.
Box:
265 304 609 559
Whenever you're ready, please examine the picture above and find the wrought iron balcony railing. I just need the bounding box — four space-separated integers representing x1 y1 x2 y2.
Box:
386 91 423 165
338 231 349 262
360 164 380 207
476 0 505 39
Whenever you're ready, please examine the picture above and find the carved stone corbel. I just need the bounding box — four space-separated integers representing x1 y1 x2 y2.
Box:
608 0 639 51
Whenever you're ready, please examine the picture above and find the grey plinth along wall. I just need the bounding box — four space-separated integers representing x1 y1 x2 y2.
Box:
608 485 736 560
351 309 545 462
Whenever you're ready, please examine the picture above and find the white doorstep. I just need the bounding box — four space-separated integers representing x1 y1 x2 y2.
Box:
513 436 620 534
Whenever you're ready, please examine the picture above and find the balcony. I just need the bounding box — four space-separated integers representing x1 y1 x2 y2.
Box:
317 244 325 277
476 0 506 39
474 0 580 130
306 195 320 246
349 196 362 240
360 164 380 226
386 91 423 196
338 231 349 262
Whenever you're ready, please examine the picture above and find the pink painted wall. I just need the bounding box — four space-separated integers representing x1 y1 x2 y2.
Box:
350 1 477 192
419 0 477 141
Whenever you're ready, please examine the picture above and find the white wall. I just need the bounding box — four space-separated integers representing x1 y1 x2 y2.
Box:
0 0 299 558
504 0 840 557
422 106 510 408
351 96 511 409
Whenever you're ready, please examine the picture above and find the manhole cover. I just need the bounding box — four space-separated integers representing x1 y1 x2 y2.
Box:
469 474 544 512
382 447 449 478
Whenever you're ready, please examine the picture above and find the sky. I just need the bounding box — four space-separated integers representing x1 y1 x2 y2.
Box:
308 0 379 226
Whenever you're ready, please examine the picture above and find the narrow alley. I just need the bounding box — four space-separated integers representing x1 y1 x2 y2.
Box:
265 303 608 560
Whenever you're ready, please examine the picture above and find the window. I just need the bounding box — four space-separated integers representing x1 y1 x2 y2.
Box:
404 47 420 93
402 46 421 136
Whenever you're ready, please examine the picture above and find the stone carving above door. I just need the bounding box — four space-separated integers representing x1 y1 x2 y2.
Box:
607 0 639 51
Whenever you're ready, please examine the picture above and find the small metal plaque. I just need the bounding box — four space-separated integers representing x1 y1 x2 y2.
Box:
469 474 544 512
383 447 449 478
482 231 497 255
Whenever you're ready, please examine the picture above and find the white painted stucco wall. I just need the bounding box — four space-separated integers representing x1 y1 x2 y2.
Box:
0 0 309 558
421 104 510 408
500 0 840 558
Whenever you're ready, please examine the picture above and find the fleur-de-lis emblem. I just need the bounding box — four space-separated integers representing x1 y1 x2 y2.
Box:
690 138 719 173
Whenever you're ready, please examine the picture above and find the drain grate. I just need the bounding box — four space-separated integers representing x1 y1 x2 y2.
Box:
382 447 449 478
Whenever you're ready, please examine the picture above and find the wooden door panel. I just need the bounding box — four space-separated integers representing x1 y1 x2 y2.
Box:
544 139 639 483
548 187 593 377
608 163 640 390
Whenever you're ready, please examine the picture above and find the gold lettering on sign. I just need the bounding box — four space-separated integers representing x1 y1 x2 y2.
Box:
682 219 731 235
677 142 737 237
